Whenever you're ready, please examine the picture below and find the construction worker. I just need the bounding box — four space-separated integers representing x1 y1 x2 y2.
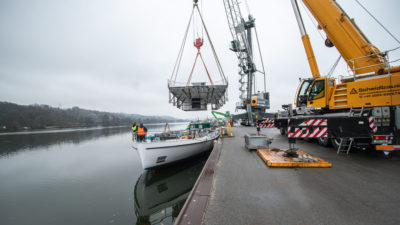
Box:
137 123 148 142
132 122 137 141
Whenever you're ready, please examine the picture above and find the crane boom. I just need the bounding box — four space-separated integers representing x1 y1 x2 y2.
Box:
302 0 385 75
223 0 255 124
223 0 270 125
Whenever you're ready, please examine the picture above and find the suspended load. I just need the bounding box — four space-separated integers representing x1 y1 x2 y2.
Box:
168 0 228 111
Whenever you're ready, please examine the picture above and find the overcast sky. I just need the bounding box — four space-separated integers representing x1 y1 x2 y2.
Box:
1 0 399 119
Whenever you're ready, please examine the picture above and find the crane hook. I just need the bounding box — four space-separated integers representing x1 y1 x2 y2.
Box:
194 38 203 50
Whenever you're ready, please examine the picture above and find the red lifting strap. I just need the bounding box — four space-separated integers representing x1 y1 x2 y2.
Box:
186 38 214 86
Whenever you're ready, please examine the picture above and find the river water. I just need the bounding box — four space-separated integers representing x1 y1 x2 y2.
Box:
0 123 208 225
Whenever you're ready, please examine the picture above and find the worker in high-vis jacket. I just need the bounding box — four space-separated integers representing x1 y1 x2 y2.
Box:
132 122 138 141
137 123 148 142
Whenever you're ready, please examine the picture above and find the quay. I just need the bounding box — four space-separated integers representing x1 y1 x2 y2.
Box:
176 126 400 225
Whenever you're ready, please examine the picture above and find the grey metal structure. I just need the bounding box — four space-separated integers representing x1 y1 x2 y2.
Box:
223 0 269 125
169 82 227 111
168 1 228 112
244 133 270 150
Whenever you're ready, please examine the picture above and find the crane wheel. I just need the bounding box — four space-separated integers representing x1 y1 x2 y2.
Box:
331 138 341 150
318 137 332 147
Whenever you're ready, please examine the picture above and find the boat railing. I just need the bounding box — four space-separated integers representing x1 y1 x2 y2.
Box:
132 128 216 143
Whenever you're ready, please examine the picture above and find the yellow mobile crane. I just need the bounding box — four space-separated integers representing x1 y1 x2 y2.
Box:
275 0 400 156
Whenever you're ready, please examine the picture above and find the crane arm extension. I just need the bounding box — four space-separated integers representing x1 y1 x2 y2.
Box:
302 34 321 78
302 0 385 75
291 0 320 78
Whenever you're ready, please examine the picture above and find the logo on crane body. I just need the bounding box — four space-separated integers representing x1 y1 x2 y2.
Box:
350 88 358 94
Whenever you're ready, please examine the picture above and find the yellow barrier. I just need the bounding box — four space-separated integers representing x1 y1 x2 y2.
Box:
219 123 232 137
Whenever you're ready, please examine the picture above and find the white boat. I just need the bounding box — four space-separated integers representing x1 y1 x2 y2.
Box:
133 130 219 170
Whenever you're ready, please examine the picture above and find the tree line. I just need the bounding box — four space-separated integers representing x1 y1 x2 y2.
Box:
0 101 185 131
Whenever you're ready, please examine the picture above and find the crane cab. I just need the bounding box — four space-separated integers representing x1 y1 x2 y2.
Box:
296 77 335 108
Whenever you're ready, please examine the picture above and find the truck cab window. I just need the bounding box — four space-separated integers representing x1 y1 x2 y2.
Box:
308 80 325 100
296 80 312 107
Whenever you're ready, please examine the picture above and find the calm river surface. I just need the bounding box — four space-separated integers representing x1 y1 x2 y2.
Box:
0 123 208 225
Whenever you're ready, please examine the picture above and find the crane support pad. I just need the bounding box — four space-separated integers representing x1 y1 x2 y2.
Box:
257 149 332 168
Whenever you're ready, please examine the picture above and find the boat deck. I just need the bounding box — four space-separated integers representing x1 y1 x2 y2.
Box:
176 126 400 225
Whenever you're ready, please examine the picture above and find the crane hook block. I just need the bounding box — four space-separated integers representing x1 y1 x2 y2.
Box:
194 38 203 50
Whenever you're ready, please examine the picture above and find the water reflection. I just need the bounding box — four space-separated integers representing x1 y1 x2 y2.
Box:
0 123 188 157
0 126 130 157
0 122 201 225
134 152 208 225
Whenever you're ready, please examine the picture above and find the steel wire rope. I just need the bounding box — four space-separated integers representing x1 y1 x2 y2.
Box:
224 0 246 100
223 0 240 59
354 0 400 45
195 5 228 85
301 1 343 77
244 0 251 16
232 1 255 95
327 55 342 77
254 26 267 92
223 0 251 100
201 0 204 39
300 1 325 42
170 6 195 83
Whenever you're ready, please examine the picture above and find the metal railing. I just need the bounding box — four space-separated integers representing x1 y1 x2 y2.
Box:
347 47 400 79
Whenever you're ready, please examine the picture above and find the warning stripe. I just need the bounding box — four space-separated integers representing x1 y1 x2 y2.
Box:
299 119 327 127
288 127 327 138
257 119 275 128
262 119 274 123
368 116 377 133
257 123 275 128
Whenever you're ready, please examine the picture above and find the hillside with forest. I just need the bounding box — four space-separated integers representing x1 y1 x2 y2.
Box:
0 101 186 131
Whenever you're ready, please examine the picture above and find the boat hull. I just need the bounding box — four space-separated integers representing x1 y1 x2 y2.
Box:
134 132 218 170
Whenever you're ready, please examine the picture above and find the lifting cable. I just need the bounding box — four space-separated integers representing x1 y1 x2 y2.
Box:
186 38 214 86
354 0 400 45
195 4 228 85
254 26 267 92
170 1 227 87
170 6 195 84
328 55 342 77
300 1 326 43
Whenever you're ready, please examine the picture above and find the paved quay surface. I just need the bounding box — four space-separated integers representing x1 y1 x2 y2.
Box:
201 126 400 225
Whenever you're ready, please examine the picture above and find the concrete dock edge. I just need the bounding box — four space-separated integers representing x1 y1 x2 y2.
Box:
174 139 223 225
